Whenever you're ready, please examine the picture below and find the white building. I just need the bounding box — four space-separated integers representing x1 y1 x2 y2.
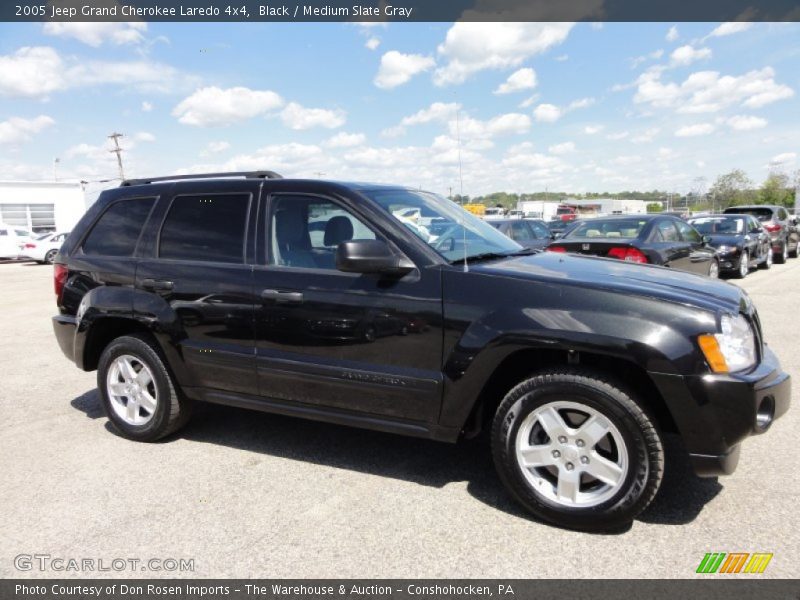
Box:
562 198 651 216
0 181 87 233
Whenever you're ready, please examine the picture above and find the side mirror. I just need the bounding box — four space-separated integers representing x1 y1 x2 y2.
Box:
336 239 414 275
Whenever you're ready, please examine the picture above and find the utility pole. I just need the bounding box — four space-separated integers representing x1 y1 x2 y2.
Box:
108 132 125 181
314 171 325 179
53 157 60 181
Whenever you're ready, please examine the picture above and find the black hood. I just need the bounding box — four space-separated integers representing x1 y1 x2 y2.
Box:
470 252 747 314
705 234 745 248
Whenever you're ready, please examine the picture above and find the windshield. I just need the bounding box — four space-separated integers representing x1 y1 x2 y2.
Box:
364 189 521 262
565 219 648 239
689 217 744 234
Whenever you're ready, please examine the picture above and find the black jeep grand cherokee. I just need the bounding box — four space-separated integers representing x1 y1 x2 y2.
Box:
53 172 790 531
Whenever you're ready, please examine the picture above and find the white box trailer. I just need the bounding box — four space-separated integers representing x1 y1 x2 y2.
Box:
0 181 87 234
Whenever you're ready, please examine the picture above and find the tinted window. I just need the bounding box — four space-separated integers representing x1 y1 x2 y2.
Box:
568 219 647 239
83 197 155 257
749 217 763 233
158 194 249 263
509 221 533 242
676 220 702 243
726 207 773 222
270 195 376 270
655 220 680 242
778 208 788 220
688 217 744 235
528 220 551 239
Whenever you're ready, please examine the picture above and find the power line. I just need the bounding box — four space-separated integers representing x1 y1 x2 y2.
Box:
108 132 125 181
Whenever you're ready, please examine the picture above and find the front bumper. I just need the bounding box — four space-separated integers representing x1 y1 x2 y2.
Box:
650 345 790 477
52 314 77 362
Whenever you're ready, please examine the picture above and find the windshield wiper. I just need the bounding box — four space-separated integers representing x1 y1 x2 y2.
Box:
449 251 515 264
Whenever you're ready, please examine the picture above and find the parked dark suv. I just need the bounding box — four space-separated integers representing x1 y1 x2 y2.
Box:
53 172 790 531
723 204 799 263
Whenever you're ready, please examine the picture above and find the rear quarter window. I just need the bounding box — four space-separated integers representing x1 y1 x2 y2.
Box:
82 197 156 257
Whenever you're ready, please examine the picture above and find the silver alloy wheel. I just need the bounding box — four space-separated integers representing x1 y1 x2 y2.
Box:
515 400 629 508
45 249 58 264
708 260 719 279
739 251 749 278
783 243 788 261
766 248 773 267
106 354 158 426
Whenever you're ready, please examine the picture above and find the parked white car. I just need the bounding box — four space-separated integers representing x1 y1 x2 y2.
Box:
19 231 69 263
0 224 35 259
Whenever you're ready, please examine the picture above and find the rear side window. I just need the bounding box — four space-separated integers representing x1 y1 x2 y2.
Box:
655 220 680 242
82 197 155 257
159 194 250 263
676 220 702 243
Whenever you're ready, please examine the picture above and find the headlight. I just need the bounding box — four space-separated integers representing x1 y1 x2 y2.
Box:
715 245 737 255
698 314 757 373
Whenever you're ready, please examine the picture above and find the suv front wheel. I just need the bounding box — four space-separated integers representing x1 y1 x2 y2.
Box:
97 334 192 441
491 368 664 531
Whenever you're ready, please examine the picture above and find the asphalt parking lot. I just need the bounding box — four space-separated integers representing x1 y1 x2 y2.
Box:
1 259 798 579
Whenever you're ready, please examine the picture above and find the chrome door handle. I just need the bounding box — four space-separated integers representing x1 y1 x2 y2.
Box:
261 289 303 303
142 278 174 291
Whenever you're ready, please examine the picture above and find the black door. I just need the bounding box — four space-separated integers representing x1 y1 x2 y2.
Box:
675 219 714 274
134 183 258 396
252 192 443 424
651 219 690 269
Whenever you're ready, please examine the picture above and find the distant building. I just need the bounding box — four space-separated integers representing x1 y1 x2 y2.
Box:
561 198 651 216
0 181 87 233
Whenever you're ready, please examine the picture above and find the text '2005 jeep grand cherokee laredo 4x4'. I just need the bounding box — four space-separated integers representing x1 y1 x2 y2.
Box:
52 172 790 531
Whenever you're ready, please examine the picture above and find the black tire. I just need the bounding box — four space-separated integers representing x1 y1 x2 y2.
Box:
97 334 192 441
775 243 788 264
789 243 798 259
44 249 58 264
734 251 748 279
491 368 664 531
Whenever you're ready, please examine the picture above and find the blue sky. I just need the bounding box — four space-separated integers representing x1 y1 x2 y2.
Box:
0 21 798 197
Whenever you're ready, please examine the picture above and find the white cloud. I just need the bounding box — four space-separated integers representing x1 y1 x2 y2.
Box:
374 51 435 89
634 66 794 114
770 152 796 166
584 125 604 135
727 115 767 131
518 94 540 109
631 127 660 143
202 141 231 155
365 37 381 51
606 131 630 140
708 22 753 38
533 98 592 122
631 49 664 69
533 103 562 122
281 102 346 130
549 141 576 155
141 101 153 112
675 123 715 137
383 102 461 136
0 46 197 98
172 86 284 126
494 68 537 94
0 47 67 97
670 45 712 67
324 132 366 148
133 132 156 143
450 112 531 139
666 26 679 42
0 115 55 145
43 22 147 47
433 23 573 85
555 54 569 62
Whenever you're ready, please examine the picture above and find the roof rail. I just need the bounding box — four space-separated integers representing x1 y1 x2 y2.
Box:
119 171 283 187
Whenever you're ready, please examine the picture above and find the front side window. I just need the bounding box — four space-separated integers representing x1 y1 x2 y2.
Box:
676 220 702 243
655 220 680 242
159 194 250 263
528 220 551 239
364 189 520 263
269 195 377 269
83 197 155 257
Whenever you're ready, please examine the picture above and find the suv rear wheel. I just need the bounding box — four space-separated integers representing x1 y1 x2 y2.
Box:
775 242 788 264
491 368 664 531
97 334 192 441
